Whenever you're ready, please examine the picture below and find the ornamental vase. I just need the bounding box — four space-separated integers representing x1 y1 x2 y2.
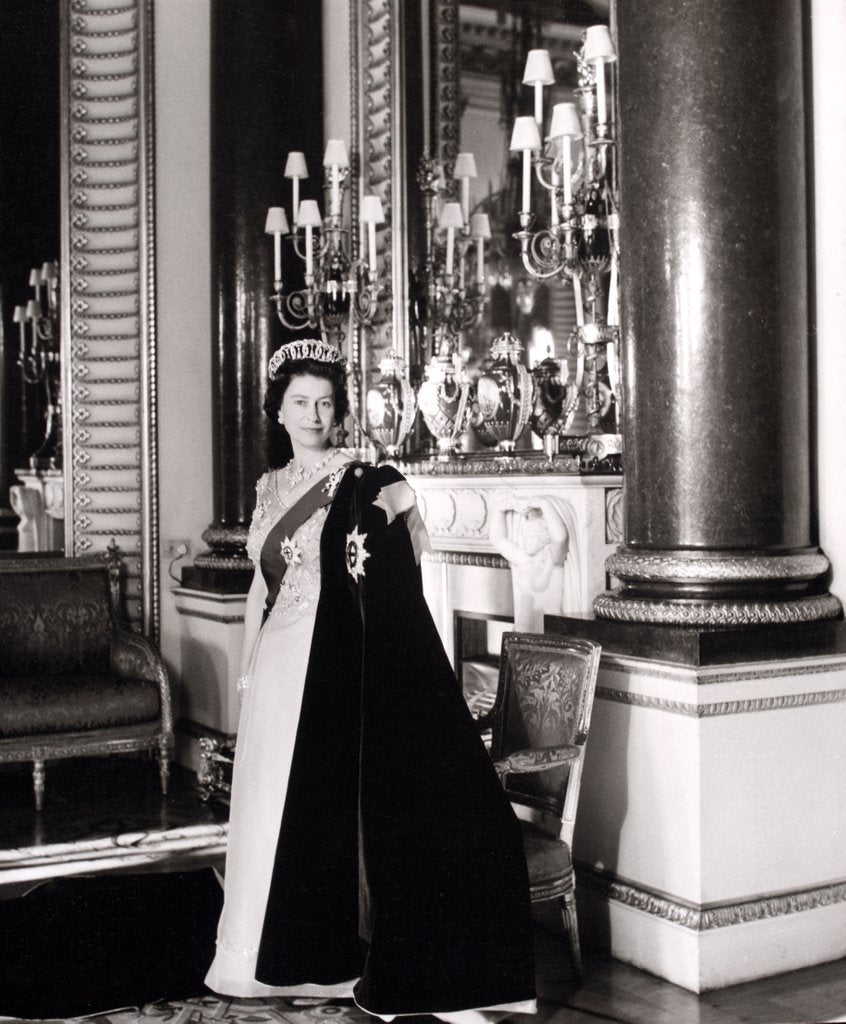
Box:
363 351 418 459
470 332 532 452
417 353 471 460
530 356 579 458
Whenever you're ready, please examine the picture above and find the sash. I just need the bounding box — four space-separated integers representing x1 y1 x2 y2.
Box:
259 471 335 618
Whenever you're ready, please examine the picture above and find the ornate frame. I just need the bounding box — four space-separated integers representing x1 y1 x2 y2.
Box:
60 0 158 636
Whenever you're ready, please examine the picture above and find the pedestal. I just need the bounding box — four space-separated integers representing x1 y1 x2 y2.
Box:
557 637 846 991
170 587 246 772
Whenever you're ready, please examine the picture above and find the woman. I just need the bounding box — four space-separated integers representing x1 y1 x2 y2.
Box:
206 338 536 1023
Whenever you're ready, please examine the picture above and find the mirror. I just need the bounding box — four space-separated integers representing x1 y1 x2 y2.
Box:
0 0 159 635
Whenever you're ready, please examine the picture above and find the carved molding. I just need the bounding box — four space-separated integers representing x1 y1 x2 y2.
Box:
601 657 846 686
399 453 581 476
432 0 459 172
594 593 843 627
607 549 831 583
422 550 508 569
579 865 846 931
62 0 158 635
595 685 846 718
604 487 623 545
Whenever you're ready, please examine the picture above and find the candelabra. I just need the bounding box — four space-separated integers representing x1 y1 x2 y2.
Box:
265 140 384 346
510 26 622 464
13 261 62 471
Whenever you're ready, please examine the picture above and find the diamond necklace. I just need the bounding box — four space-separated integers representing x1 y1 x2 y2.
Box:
275 448 337 503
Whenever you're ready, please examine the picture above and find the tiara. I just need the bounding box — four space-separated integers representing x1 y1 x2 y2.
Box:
268 338 345 378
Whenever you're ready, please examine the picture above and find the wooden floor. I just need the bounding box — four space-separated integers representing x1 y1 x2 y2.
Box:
0 757 844 1024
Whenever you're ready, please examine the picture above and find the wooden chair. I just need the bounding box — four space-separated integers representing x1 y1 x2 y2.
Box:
478 631 601 978
0 548 173 811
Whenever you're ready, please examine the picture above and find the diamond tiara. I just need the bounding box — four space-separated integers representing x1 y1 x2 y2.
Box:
268 338 345 378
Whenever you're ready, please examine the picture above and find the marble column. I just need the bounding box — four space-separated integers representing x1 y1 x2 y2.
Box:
595 0 841 626
192 0 324 586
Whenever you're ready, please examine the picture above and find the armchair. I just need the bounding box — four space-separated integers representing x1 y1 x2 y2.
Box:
0 548 173 811
478 631 601 978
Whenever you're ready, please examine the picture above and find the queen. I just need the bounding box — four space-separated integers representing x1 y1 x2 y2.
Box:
205 338 537 1023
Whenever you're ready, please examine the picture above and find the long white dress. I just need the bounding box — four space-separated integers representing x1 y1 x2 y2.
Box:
205 469 536 1024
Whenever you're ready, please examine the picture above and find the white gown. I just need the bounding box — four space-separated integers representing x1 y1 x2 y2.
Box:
205 469 537 1024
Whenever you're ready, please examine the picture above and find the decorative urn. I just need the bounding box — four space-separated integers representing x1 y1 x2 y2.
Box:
470 331 532 452
417 348 472 460
363 351 418 459
530 356 579 457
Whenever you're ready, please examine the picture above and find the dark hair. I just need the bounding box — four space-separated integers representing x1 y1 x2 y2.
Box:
264 357 350 469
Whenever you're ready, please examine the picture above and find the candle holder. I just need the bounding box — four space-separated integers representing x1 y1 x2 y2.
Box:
13 261 63 471
265 143 384 347
417 339 473 461
511 26 622 463
359 350 418 460
413 154 490 362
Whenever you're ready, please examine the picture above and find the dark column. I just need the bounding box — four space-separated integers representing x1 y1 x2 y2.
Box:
191 0 324 587
595 0 841 625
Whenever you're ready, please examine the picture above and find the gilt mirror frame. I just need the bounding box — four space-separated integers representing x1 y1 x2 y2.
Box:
60 0 158 636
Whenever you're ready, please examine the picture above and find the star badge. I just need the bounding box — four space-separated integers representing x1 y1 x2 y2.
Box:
280 536 302 565
345 527 370 581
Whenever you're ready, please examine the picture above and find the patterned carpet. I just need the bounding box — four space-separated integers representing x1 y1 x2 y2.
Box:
5 997 375 1024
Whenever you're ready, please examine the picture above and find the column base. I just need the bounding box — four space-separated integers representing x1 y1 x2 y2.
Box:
594 591 842 627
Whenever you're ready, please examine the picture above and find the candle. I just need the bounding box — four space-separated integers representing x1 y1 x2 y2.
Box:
572 274 585 326
305 224 314 276
264 207 289 284
608 255 619 326
293 177 300 225
534 83 543 127
274 233 282 282
359 194 385 273
367 221 377 273
453 152 477 224
562 135 573 206
522 49 554 129
284 151 308 225
13 306 26 356
445 227 455 276
595 65 607 127
331 165 340 218
469 213 490 285
476 238 485 284
583 26 617 129
461 177 470 222
522 150 532 214
551 163 560 227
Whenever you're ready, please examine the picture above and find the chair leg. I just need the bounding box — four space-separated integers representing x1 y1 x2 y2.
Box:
560 889 583 980
158 738 170 796
33 759 45 812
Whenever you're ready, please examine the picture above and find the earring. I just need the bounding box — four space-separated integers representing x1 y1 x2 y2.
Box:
277 412 284 426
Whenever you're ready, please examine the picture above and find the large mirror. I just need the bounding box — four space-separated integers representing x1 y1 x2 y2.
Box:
0 0 158 636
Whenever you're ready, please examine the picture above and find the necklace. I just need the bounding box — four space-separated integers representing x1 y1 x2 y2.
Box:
275 449 337 503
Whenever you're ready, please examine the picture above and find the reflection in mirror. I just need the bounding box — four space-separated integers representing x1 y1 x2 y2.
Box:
0 0 61 552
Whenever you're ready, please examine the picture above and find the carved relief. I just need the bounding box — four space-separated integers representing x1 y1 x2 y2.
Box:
64 0 157 633
605 487 623 545
594 593 843 627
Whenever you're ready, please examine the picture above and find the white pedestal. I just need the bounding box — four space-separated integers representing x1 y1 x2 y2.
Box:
170 586 247 771
574 650 846 992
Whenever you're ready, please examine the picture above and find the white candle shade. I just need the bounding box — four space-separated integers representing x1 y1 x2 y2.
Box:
284 151 308 178
26 299 41 319
453 152 478 179
297 199 322 228
470 213 491 239
264 206 290 234
584 25 617 63
41 261 57 282
359 194 385 224
522 48 554 85
548 102 583 139
438 202 465 230
510 116 542 152
13 305 26 323
28 269 41 287
323 138 349 168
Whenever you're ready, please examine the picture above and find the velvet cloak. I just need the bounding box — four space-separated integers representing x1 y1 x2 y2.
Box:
255 464 535 1016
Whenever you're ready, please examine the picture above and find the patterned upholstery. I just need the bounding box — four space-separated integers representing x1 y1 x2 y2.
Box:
0 553 173 810
0 674 160 737
482 632 601 978
0 568 112 676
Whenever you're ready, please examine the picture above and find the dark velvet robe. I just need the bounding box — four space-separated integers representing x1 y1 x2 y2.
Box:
255 463 535 1016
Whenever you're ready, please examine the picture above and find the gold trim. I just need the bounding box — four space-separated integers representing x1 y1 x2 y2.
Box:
595 684 846 717
606 549 831 583
578 865 846 931
594 592 843 626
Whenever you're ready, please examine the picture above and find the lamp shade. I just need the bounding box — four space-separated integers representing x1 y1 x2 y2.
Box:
296 199 322 228
28 268 40 287
323 138 349 168
360 194 385 224
284 151 308 178
510 116 542 152
548 102 583 139
26 300 41 319
438 202 464 230
265 206 290 234
584 25 617 63
13 305 26 323
453 152 478 179
522 48 554 85
470 213 491 240
41 261 57 282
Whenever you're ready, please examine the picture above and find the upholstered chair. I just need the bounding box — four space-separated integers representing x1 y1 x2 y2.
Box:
0 548 173 811
478 631 601 977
